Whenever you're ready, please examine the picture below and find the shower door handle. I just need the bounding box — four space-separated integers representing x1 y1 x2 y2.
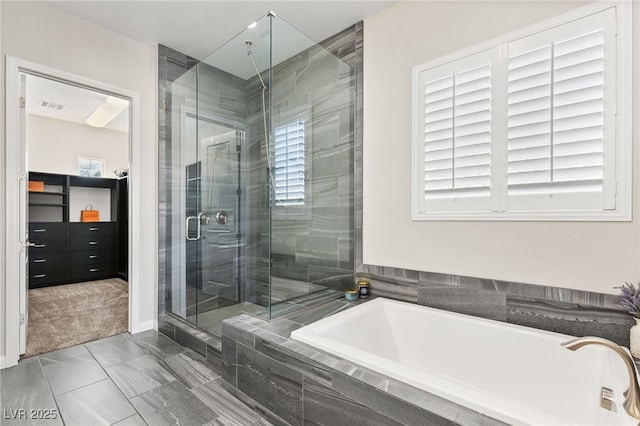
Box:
186 216 201 241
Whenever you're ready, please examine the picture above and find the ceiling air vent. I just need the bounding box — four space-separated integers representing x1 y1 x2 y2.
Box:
40 100 64 110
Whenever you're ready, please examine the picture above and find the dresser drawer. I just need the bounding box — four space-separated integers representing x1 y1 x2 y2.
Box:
28 238 67 252
69 222 116 238
69 250 116 266
29 222 67 240
28 268 67 287
29 262 67 276
29 251 67 266
70 237 116 251
70 262 117 279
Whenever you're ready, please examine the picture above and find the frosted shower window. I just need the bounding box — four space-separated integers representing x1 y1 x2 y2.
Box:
274 120 305 206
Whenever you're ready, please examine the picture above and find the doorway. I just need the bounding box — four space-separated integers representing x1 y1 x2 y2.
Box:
4 57 141 368
23 74 130 356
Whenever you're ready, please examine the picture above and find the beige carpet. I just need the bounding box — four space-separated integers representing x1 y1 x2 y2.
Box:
26 278 128 357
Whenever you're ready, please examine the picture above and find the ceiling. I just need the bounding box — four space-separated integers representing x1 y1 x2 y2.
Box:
27 1 396 129
44 1 397 62
26 74 130 132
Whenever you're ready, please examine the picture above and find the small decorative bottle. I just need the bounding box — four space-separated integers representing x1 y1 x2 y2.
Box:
357 279 370 299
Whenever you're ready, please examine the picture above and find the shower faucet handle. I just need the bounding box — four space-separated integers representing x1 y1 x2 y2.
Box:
215 211 228 225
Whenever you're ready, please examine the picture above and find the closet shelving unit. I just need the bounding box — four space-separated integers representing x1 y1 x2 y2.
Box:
28 171 126 288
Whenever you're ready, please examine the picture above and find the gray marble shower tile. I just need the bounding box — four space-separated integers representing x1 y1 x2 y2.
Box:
311 111 341 151
220 380 288 426
161 351 219 389
236 344 303 425
112 414 148 426
364 266 420 284
311 140 353 180
130 380 218 426
417 285 507 322
309 207 351 239
370 279 418 303
127 330 186 360
295 235 339 268
174 326 207 356
283 299 351 326
338 167 355 207
253 338 333 387
419 271 461 286
86 334 148 368
309 176 339 207
507 295 633 346
105 354 177 398
338 238 354 268
219 84 247 116
271 258 309 284
191 378 269 426
0 358 62 426
55 379 136 426
330 372 456 426
270 233 297 257
221 319 258 349
221 336 237 386
308 265 353 288
40 344 109 396
302 377 405 426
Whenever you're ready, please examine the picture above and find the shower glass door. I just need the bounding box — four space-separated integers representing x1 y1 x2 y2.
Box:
166 70 247 335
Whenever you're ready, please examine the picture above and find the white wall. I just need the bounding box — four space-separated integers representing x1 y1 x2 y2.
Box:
1 1 158 363
363 1 640 294
27 114 129 176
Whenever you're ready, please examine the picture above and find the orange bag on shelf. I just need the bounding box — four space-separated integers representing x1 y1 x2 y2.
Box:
81 204 100 222
29 181 44 192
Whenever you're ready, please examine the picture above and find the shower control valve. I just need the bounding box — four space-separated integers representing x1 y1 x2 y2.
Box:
215 211 228 225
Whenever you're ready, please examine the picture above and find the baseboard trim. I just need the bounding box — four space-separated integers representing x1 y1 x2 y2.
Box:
0 355 7 369
130 320 155 335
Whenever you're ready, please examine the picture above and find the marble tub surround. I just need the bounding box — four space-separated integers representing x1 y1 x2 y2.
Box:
158 287 345 372
355 266 634 347
221 299 508 426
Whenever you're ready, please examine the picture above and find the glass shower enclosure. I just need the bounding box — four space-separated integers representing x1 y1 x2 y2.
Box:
164 12 355 336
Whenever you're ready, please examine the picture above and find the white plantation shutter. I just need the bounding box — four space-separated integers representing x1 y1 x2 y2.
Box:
419 50 493 213
274 120 305 206
506 10 615 211
412 5 627 220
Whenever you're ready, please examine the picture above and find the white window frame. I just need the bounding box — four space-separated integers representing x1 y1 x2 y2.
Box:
412 1 632 221
78 156 105 177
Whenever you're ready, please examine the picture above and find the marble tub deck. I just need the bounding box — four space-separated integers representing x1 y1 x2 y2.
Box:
221 297 640 426
1 331 271 426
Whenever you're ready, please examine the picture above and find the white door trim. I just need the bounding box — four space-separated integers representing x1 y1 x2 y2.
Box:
4 56 142 368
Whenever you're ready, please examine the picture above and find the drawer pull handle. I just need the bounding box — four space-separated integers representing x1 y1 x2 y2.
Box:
90 268 100 272
33 274 46 278
34 244 46 248
33 229 46 232
89 241 99 245
89 227 99 231
89 255 100 259
33 259 46 263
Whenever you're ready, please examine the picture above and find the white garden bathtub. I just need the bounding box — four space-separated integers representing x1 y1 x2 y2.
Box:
290 297 636 426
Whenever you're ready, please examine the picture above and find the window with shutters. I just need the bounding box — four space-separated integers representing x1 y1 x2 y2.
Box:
412 2 631 221
273 119 306 207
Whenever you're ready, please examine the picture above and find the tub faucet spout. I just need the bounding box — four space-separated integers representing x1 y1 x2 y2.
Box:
562 336 640 421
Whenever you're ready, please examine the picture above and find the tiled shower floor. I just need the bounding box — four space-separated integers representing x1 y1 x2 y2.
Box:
0 331 271 425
